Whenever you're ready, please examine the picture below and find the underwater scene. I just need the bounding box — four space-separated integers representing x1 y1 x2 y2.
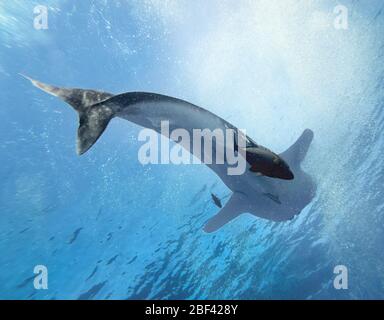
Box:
1 0 384 300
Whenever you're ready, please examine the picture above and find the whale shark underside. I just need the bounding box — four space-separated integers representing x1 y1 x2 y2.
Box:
23 75 316 233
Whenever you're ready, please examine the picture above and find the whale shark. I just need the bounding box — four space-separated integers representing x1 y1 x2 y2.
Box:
23 75 316 232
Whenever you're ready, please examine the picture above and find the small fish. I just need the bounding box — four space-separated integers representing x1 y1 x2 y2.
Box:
211 193 222 208
68 227 83 244
77 281 107 300
16 275 35 289
19 227 30 234
106 255 119 265
127 256 137 265
86 266 98 281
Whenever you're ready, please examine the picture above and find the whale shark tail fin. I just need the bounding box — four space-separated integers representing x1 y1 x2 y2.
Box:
20 74 113 111
21 74 115 155
279 129 314 167
76 104 115 155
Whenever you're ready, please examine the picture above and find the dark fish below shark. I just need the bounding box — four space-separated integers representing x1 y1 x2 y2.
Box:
211 193 223 208
23 75 316 232
68 227 82 244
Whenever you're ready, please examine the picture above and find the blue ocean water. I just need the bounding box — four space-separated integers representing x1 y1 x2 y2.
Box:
1 0 384 300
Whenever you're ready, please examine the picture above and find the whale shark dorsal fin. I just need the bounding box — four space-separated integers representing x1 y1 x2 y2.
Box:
203 192 247 233
279 129 314 166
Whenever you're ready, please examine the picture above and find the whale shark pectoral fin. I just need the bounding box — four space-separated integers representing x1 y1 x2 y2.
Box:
279 129 314 166
203 193 247 233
